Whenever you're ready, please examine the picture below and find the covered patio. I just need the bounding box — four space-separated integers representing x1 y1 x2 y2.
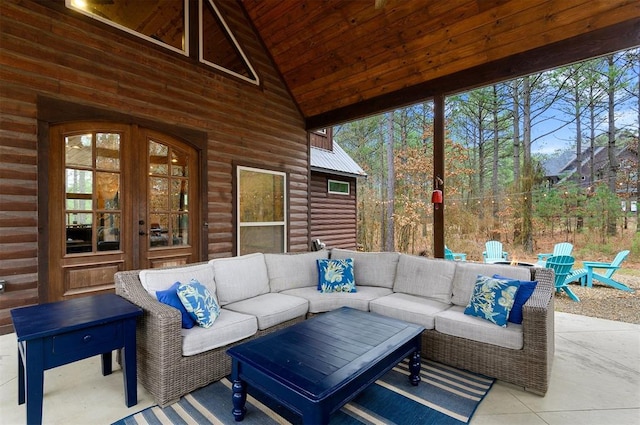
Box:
1 312 638 424
1 1 639 423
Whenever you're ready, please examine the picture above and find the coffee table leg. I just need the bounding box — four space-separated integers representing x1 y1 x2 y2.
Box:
409 351 421 386
232 379 247 421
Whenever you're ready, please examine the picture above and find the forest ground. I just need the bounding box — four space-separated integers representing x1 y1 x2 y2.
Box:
446 219 640 324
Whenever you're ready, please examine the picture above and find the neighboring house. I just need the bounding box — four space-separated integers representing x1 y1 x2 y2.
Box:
543 145 638 198
309 129 366 250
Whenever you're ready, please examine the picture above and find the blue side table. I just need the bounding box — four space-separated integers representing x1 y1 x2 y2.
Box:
10 293 142 425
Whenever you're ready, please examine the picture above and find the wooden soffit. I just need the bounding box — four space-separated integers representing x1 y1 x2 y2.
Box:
241 0 640 129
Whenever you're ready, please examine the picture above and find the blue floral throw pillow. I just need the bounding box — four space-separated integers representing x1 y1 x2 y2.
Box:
464 275 520 327
493 274 538 324
317 258 356 293
156 282 197 329
177 279 220 328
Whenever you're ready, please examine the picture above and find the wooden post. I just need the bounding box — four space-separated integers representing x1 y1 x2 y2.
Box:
433 95 445 259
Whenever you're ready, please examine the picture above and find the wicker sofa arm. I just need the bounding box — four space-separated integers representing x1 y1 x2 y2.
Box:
524 267 554 319
522 267 555 388
114 270 183 369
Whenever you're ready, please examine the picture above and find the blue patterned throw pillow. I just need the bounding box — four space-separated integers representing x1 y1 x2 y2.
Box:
156 282 197 329
317 258 356 293
177 279 220 328
464 275 520 327
493 274 538 324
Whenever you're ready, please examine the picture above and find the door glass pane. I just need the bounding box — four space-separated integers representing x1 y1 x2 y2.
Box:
149 140 169 175
150 214 169 247
66 169 93 210
150 177 169 210
171 149 188 177
64 130 122 255
173 214 189 246
96 172 120 210
65 213 93 254
98 213 120 251
96 133 121 171
171 179 188 210
148 139 191 249
65 134 92 167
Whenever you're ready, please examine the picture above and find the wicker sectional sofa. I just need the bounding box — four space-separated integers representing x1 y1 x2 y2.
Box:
114 248 555 407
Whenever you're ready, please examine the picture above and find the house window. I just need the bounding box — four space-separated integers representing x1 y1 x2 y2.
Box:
328 179 350 195
66 0 188 56
237 166 286 255
200 0 259 85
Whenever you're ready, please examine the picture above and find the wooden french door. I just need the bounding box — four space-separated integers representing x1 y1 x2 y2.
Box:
48 122 200 301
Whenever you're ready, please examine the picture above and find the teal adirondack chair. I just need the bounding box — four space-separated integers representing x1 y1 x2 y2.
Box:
546 255 580 302
573 250 633 292
483 240 508 263
536 242 573 266
445 246 466 261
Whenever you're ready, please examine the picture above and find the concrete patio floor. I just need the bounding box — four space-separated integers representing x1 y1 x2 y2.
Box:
1 311 638 425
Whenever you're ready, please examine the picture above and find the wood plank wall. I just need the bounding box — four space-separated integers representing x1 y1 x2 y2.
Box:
310 172 358 250
0 0 308 334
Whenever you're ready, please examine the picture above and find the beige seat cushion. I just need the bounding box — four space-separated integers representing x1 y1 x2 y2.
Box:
224 293 308 330
434 305 523 349
369 292 451 330
281 286 392 313
181 309 257 356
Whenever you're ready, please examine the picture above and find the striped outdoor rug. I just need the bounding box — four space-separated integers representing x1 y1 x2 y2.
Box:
113 360 494 425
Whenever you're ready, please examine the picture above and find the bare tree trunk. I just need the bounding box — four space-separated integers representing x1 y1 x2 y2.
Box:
637 53 640 233
511 81 521 185
478 114 486 221
384 112 395 251
521 76 534 252
606 55 619 236
491 85 500 221
574 88 583 184
589 85 596 186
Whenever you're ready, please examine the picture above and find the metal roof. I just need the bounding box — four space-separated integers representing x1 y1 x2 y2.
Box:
310 141 366 178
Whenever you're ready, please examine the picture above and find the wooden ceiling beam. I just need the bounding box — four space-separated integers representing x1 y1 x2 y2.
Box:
306 18 640 130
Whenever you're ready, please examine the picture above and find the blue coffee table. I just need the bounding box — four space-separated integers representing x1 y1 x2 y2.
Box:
227 307 424 424
10 293 142 425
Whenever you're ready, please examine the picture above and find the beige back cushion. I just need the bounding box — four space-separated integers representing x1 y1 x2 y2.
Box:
393 254 456 304
330 249 399 288
451 262 531 306
139 263 215 298
265 250 329 292
209 253 269 305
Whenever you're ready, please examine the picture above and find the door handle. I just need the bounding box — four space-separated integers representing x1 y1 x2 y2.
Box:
139 231 146 236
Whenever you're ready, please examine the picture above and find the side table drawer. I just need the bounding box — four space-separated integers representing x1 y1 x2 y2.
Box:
48 322 123 363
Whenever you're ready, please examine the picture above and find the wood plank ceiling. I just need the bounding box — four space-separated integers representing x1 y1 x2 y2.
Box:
241 0 640 129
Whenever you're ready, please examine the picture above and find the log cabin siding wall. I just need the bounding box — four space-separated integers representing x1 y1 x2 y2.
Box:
0 1 308 334
310 172 357 250
309 128 333 151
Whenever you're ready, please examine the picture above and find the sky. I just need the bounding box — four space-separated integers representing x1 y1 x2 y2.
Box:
532 105 638 155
